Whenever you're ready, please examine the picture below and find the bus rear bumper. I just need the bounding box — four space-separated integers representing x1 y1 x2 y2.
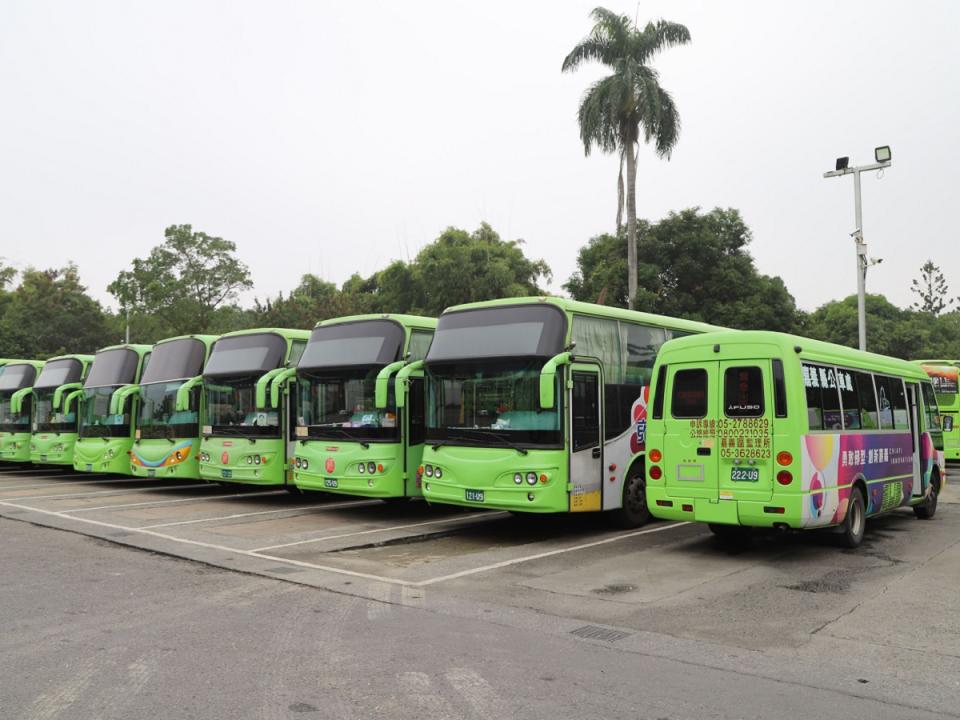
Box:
648 487 803 529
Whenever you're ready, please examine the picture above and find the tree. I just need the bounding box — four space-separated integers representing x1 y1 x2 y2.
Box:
108 224 253 336
563 7 690 308
565 208 801 332
910 260 953 316
0 265 111 358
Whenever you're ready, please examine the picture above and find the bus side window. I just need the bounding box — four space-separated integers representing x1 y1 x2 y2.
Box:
571 373 600 451
671 369 707 419
408 378 426 445
836 368 860 430
723 366 764 417
652 365 667 420
803 363 841 430
408 331 434 361
772 359 787 418
288 340 307 366
884 377 910 430
921 382 941 432
852 371 879 429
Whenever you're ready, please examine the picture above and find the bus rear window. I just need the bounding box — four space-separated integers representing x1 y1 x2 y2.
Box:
671 369 707 419
724 367 764 417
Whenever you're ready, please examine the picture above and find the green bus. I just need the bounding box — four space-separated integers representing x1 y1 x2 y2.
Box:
913 360 960 461
73 344 153 475
29 354 95 465
293 314 436 499
0 360 45 462
128 335 218 480
419 297 719 526
199 328 310 487
645 330 944 548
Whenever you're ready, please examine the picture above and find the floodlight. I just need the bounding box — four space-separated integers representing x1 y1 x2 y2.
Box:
835 157 849 171
874 146 891 163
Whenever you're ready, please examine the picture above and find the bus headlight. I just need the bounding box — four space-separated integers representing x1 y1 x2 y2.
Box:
434 466 442 479
514 472 523 484
367 462 376 474
302 458 309 470
425 465 434 477
246 456 253 464
254 455 261 465
526 472 537 486
358 463 365 473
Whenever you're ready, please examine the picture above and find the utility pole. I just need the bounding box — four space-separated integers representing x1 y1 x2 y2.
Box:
823 146 891 351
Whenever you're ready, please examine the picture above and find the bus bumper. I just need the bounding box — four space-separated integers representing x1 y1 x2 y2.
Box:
647 486 803 529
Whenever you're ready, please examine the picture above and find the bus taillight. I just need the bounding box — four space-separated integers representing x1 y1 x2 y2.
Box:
776 471 793 486
648 465 662 480
776 451 793 466
649 449 662 463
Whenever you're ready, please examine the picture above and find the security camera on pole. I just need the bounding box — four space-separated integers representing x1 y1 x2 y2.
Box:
823 146 892 351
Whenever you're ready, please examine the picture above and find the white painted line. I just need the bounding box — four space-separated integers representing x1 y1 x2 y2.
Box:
0 478 153 491
250 511 509 553
8 483 210 502
0 499 418 587
414 521 692 586
63 489 283 513
137 498 377 529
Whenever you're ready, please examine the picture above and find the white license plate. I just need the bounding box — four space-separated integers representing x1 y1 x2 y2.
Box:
730 467 760 482
324 478 338 488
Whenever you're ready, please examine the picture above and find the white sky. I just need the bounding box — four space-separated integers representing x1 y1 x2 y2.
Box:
1 0 957 313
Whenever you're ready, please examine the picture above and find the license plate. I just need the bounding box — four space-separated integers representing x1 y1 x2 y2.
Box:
730 467 760 482
40 455 47 462
465 489 484 502
221 469 232 479
147 469 156 478
85 464 93 472
324 477 338 488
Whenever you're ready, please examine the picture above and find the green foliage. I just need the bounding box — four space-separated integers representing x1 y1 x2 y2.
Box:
804 294 960 359
910 260 953 316
252 222 551 326
565 208 801 332
108 224 253 338
0 265 112 358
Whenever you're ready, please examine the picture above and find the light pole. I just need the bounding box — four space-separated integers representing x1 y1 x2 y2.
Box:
823 146 892 351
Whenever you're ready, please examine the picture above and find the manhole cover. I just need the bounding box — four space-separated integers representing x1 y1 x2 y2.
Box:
570 625 632 642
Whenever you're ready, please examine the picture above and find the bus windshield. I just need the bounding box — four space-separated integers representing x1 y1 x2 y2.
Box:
139 381 200 439
426 305 566 362
426 360 562 447
34 387 79 433
34 358 83 390
298 366 398 441
299 321 403 370
86 349 139 388
0 364 37 392
206 376 281 438
205 334 287 377
79 386 131 438
141 339 206 384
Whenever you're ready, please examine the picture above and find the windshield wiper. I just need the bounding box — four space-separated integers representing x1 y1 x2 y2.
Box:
331 427 370 449
436 429 529 455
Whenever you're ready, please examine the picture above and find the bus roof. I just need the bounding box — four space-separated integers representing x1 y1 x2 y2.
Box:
94 344 153 356
658 330 929 380
43 354 95 364
912 359 960 366
440 296 723 335
153 334 219 347
317 314 437 331
215 327 311 341
0 359 45 370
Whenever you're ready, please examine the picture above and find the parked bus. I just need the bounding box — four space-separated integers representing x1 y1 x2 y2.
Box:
0 360 45 462
29 354 95 465
199 328 309 487
293 314 436 500
913 360 960 461
645 330 945 548
126 335 218 479
419 297 720 526
73 345 152 475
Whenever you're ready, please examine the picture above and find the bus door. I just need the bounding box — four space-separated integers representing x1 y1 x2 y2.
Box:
907 383 924 497
716 362 775 502
284 379 297 485
663 363 719 500
568 363 603 512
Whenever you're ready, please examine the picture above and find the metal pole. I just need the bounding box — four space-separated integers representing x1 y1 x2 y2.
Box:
853 169 866 351
125 306 130 344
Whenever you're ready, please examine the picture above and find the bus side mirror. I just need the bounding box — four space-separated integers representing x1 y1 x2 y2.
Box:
375 361 407 409
394 360 424 409
538 352 571 410
942 415 953 432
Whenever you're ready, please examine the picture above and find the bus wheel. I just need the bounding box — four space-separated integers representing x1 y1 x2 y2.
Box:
612 470 650 529
840 486 866 548
914 473 939 520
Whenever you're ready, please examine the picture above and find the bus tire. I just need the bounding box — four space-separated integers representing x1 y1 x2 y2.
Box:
611 469 650 529
840 485 866 548
914 471 940 520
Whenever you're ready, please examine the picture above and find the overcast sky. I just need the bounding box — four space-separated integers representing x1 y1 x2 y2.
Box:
2 0 957 314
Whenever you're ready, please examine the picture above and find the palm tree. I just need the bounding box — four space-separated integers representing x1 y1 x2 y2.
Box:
563 8 690 309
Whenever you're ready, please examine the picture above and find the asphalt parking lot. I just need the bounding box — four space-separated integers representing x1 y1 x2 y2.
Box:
2 464 959 717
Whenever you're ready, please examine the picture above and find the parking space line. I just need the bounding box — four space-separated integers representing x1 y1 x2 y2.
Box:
137 499 377 528
0 478 154 491
63 490 284 513
414 521 692 586
250 511 509 553
7 483 210 502
0 499 419 586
